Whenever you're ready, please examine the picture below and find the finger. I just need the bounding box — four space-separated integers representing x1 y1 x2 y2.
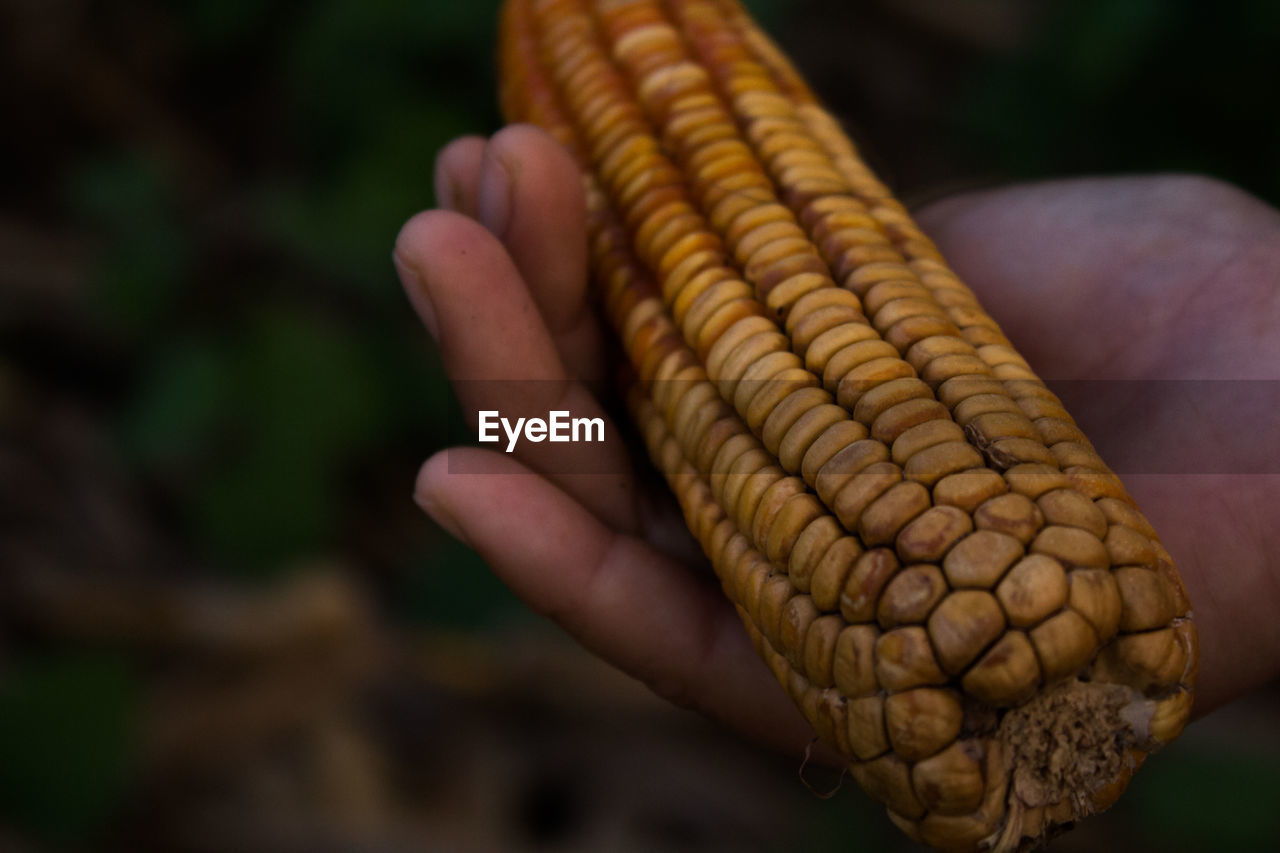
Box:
394 210 638 532
915 176 1280 380
1124 473 1280 716
433 136 487 216
415 446 830 759
477 124 609 383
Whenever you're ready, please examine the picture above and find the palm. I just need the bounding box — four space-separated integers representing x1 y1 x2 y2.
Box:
396 126 1280 756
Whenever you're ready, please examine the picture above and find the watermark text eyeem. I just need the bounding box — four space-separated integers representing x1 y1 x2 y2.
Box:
477 410 605 452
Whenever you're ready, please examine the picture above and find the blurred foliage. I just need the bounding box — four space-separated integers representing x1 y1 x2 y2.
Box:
957 0 1280 203
0 654 137 838
2 0 1278 847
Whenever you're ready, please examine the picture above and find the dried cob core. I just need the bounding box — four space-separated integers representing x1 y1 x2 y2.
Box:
495 1 1197 850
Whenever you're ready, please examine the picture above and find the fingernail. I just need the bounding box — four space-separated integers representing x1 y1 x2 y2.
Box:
415 488 471 548
393 250 439 339
477 153 512 238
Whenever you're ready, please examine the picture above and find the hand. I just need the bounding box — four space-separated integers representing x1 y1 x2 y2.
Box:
393 124 1280 755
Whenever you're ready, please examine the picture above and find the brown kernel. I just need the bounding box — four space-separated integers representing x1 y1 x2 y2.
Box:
883 688 963 761
789 304 862 357
911 740 986 815
778 403 849 473
886 810 924 844
966 410 1041 442
818 691 852 757
1105 524 1159 568
936 374 1005 408
815 439 890 505
918 811 1003 852
847 694 889 760
896 505 973 563
928 590 1006 674
878 565 948 628
1093 627 1189 693
760 386 832 456
830 461 901 531
750 476 806 555
921 353 992 385
1096 498 1160 540
1034 416 1089 445
756 574 796 651
1030 609 1097 681
779 594 819 668
851 754 925 819
852 376 933 424
1068 569 1123 641
764 492 825 565
890 418 966 467
800 420 870 485
733 467 787 540
973 492 1044 543
952 393 1023 425
943 529 1024 588
903 441 986 487
832 623 880 698
1030 524 1109 569
1036 488 1109 539
1004 463 1070 499
1052 440 1104 469
1113 567 1177 632
961 630 1040 705
1149 689 1194 744
836 357 918 409
840 547 899 623
802 614 843 687
809 536 862 612
1064 466 1129 501
996 554 1068 628
860 480 931 546
871 398 950 445
932 468 1007 512
822 340 899 392
875 626 946 691
786 515 842 592
988 437 1058 467
803 322 878 376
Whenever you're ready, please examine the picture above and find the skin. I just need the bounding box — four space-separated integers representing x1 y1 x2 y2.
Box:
393 123 1280 760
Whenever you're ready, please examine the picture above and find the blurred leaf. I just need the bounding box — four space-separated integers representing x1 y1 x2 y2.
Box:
178 0 294 46
117 335 230 468
197 438 336 572
192 304 389 571
741 0 785 30
957 0 1280 204
395 533 527 628
67 153 189 336
257 101 473 285
0 654 137 838
1130 748 1280 849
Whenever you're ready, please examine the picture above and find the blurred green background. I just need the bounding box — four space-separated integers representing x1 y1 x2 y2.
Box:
1 0 1278 850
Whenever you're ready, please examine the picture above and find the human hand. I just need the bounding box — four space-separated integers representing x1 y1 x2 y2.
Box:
393 124 1280 756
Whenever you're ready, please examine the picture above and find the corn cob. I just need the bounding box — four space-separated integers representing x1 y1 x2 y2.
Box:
495 1 1198 849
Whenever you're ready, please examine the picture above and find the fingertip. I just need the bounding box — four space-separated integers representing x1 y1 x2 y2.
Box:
433 135 488 216
394 209 491 340
414 450 467 543
413 449 451 504
477 144 514 238
480 124 589 333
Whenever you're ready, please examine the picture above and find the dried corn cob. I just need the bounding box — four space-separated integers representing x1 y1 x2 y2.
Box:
495 1 1197 849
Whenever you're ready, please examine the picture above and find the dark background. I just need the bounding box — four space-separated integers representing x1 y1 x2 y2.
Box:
2 0 1278 850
